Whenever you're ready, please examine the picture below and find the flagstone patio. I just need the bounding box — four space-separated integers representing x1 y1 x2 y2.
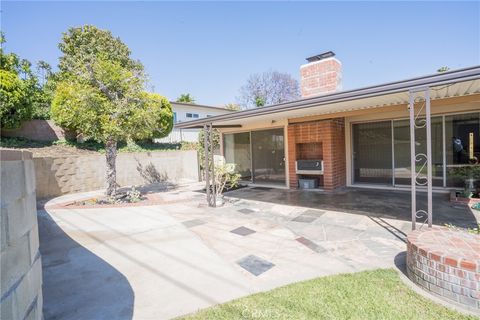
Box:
38 184 479 319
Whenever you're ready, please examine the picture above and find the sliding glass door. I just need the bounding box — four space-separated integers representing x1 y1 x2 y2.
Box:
393 117 443 187
352 112 480 188
251 129 285 185
445 113 480 188
353 121 392 184
223 128 286 186
223 132 252 180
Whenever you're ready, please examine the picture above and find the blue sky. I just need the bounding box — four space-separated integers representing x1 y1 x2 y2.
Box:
2 1 479 106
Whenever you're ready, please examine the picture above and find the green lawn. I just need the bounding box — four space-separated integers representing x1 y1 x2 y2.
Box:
179 269 476 320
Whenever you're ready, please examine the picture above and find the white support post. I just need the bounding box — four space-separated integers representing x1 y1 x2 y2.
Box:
409 93 416 230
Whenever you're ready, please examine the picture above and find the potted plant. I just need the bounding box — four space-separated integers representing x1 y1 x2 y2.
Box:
449 165 480 199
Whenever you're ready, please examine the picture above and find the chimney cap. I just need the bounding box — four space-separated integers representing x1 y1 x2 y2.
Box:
306 51 335 63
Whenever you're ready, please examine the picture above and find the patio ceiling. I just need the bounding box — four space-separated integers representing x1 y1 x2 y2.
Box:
176 66 480 128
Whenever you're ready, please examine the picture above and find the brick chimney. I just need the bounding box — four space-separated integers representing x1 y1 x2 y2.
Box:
300 51 342 98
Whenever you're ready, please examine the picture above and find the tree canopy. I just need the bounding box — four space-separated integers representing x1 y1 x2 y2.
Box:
176 93 195 103
52 25 173 142
224 103 241 111
51 25 173 195
0 32 52 128
238 70 300 109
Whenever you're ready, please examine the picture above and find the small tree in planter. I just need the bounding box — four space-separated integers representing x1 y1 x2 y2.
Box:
212 162 241 206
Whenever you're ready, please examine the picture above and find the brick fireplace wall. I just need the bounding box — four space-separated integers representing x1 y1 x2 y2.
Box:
287 118 346 190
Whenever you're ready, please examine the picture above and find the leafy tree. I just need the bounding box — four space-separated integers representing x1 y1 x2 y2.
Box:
0 33 54 125
51 25 173 196
0 69 30 128
437 66 450 73
176 93 195 103
238 70 300 109
224 103 241 111
255 96 266 107
1 34 31 128
31 63 56 120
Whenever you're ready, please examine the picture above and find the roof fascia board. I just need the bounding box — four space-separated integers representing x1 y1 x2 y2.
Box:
175 66 480 128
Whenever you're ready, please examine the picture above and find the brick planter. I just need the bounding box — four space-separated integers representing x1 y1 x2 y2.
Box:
450 190 480 207
406 227 480 311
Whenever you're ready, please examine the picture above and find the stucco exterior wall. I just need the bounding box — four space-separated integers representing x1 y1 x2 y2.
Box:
1 150 43 320
34 150 200 199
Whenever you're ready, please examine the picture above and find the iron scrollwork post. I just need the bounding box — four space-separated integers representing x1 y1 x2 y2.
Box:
409 88 433 230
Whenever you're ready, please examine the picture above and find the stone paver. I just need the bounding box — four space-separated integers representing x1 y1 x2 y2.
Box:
237 255 275 276
182 219 207 228
230 226 256 236
38 184 479 319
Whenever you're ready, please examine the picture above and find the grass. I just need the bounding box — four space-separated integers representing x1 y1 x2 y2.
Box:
0 136 198 153
179 269 476 320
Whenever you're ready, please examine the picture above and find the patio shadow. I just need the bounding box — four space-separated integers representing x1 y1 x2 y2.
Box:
224 187 478 228
38 209 134 320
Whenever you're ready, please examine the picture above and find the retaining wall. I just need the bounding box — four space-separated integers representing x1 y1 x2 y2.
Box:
1 120 74 141
1 150 43 320
34 150 200 199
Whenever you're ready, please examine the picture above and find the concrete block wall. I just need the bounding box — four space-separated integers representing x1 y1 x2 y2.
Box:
34 150 200 199
1 150 43 320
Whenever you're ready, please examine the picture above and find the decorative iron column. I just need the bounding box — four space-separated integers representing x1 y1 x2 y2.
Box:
409 87 433 230
203 123 216 207
203 124 211 206
209 123 216 207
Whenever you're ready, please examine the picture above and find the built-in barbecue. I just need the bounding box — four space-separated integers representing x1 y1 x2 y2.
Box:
295 160 324 175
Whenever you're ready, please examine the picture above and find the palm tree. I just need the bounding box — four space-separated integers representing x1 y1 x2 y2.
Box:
176 93 195 104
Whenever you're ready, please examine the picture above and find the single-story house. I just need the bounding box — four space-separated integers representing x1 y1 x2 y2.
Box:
176 52 480 193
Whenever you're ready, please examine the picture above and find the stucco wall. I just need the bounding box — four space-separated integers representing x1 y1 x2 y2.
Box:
34 150 200 199
1 120 74 141
1 150 43 320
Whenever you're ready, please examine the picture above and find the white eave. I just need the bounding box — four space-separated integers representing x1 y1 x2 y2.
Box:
175 66 480 128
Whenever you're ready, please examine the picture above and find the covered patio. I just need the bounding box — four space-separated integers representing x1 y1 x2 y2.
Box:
224 186 479 229
177 66 480 231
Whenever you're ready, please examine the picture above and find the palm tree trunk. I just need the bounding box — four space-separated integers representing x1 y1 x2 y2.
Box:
105 138 117 196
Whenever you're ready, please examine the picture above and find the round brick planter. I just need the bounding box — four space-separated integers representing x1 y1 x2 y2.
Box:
406 227 480 311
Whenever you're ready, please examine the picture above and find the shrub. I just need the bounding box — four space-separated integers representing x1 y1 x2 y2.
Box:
0 70 30 129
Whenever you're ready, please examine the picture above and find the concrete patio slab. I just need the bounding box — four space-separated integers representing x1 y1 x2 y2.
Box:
38 184 479 319
39 205 253 320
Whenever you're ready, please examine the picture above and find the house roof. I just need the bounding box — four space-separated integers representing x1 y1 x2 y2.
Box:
175 66 480 129
170 101 236 112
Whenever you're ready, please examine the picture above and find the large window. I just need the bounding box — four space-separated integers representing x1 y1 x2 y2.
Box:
352 112 480 188
223 129 286 185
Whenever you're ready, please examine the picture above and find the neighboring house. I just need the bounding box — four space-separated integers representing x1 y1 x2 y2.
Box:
176 51 480 192
155 102 235 143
